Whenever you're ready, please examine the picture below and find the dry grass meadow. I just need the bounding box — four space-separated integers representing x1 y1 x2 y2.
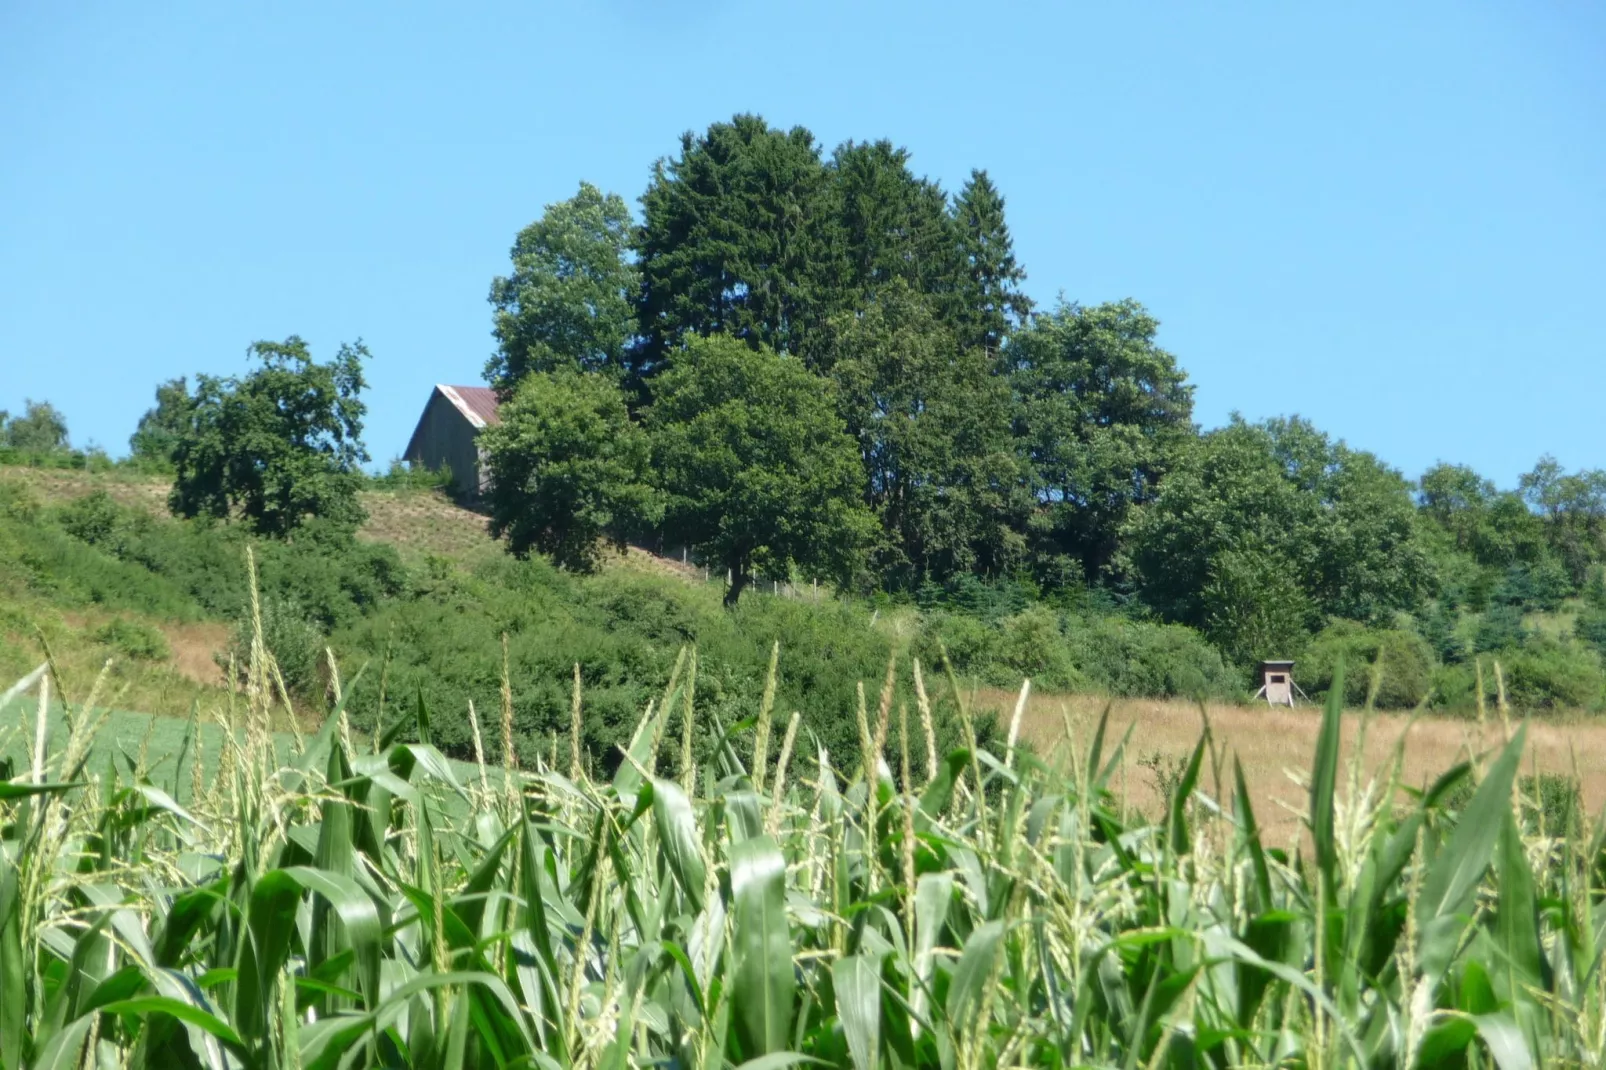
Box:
976 685 1606 847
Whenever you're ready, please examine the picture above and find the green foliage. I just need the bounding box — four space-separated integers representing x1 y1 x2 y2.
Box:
648 335 873 604
6 640 1602 1069
1009 299 1195 584
92 616 171 661
636 115 836 369
481 369 655 570
1434 644 1606 712
0 398 70 454
1474 602 1528 653
1296 620 1435 709
487 182 639 390
366 457 455 492
1062 613 1240 699
1520 455 1606 585
1520 772 1581 837
126 377 190 470
218 597 324 696
1495 639 1605 710
916 605 1238 699
950 169 1032 353
811 281 1026 588
1418 601 1468 664
169 336 371 537
1127 416 1427 654
1199 545 1312 669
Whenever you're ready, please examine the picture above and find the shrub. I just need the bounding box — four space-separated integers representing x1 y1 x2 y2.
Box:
1063 615 1241 699
1497 639 1605 711
1297 621 1435 709
218 598 325 698
1432 642 1606 712
92 617 171 662
995 606 1081 690
1473 604 1528 653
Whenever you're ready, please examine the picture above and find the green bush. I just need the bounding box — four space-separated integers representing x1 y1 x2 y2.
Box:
92 617 170 661
218 598 325 698
1497 639 1605 711
1297 621 1435 709
995 606 1082 690
1432 642 1606 712
1063 614 1241 699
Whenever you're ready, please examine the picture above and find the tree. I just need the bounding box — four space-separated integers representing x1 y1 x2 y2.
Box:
1124 416 1428 659
648 334 873 606
487 183 639 393
636 115 834 370
170 337 370 537
479 368 655 571
1520 455 1606 585
1 399 69 454
822 140 963 316
810 281 1027 588
1007 300 1195 586
951 169 1032 354
128 377 192 469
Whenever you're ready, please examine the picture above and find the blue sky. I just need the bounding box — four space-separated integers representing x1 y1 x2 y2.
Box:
2 1 1602 486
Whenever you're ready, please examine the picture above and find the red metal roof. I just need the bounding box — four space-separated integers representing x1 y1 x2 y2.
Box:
437 385 501 428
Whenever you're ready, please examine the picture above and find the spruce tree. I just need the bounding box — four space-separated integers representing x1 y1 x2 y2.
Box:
952 169 1032 355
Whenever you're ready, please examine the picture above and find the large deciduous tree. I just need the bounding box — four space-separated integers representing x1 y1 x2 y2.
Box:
480 368 655 571
648 334 872 606
1520 455 1606 586
1008 300 1195 587
487 182 638 393
1125 416 1428 664
811 281 1026 588
170 337 370 537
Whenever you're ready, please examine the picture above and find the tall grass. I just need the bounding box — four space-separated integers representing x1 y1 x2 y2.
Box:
3 565 1605 1068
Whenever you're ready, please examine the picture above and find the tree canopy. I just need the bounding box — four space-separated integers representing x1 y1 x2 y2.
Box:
480 368 655 571
487 183 639 393
169 337 370 537
647 334 873 605
1125 417 1428 662
128 377 191 469
1008 299 1195 585
1 399 70 455
455 109 1606 700
811 281 1025 588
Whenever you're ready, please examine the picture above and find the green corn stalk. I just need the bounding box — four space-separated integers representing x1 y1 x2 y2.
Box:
7 557 1606 1070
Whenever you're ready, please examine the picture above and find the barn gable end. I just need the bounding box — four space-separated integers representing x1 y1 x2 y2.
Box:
403 385 501 498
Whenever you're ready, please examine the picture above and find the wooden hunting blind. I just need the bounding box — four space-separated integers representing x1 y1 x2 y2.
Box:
1255 660 1299 707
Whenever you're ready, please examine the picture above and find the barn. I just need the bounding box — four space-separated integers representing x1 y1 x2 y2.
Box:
403 384 501 498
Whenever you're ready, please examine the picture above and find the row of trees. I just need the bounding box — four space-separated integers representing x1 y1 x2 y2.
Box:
21 112 1594 675
475 112 1606 662
484 115 1198 597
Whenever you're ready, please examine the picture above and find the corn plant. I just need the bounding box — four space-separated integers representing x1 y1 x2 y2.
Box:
4 615 1606 1068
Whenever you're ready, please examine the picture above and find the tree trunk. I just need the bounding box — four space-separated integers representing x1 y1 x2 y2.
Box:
723 561 751 608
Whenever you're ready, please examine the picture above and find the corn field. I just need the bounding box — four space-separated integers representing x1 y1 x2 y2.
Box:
4 618 1606 1070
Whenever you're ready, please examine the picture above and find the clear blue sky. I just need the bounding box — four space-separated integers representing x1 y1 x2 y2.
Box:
3 1 1602 487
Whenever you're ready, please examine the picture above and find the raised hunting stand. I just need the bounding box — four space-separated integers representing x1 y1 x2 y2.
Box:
1254 660 1305 707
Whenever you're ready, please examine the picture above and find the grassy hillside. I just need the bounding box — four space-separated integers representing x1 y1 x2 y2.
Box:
5 463 1602 790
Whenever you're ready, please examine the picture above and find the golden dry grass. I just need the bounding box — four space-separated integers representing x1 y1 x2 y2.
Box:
976 686 1606 849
